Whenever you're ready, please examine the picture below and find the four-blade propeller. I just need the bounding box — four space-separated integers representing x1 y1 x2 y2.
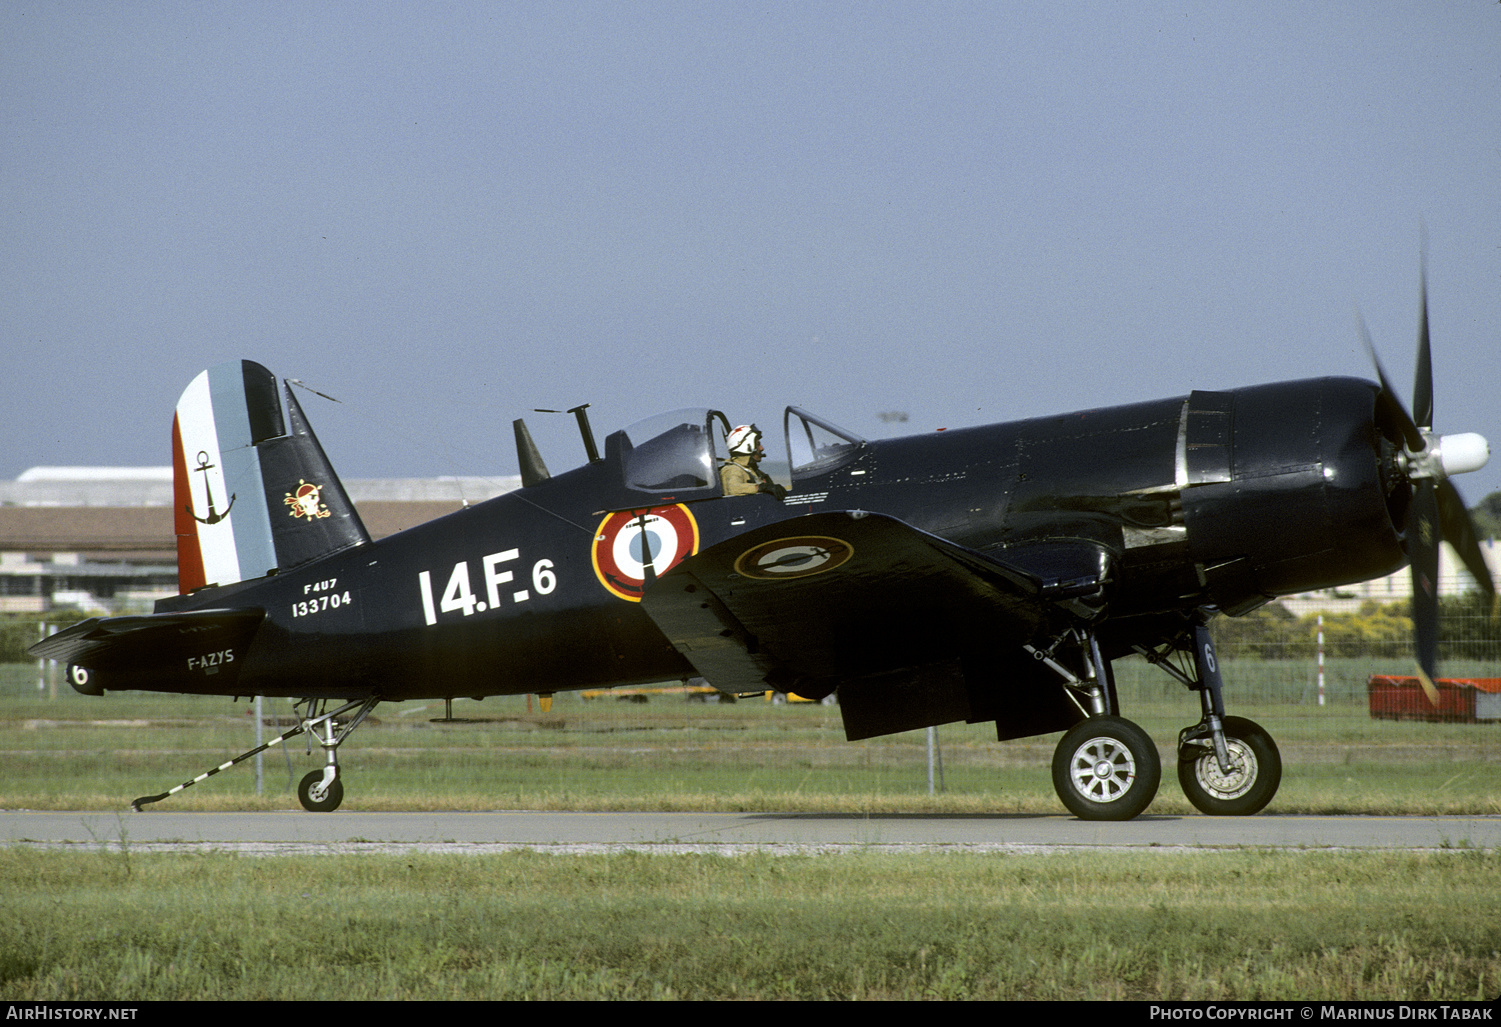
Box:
1359 259 1495 700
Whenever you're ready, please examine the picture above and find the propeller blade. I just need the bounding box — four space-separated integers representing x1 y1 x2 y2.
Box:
1358 312 1424 452
1413 259 1433 431
1408 481 1440 700
1359 256 1492 707
1435 477 1497 603
1415 478 1495 707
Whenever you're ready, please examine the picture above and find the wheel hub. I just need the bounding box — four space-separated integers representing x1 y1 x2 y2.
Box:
1193 740 1255 799
1070 737 1136 802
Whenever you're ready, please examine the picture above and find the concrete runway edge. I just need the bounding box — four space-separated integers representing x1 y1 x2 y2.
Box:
3 811 1499 855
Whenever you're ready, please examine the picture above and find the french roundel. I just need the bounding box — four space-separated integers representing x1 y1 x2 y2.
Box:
591 505 700 601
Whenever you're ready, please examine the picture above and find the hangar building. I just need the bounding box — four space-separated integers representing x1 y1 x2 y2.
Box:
0 467 519 615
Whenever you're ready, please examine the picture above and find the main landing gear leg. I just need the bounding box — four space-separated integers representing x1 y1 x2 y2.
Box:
1137 624 1282 816
1033 629 1161 821
131 695 380 812
295 695 381 812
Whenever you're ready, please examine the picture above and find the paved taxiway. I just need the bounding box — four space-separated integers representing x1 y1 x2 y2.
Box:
2 811 1498 854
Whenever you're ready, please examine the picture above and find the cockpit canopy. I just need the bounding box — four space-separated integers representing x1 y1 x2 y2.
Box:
599 406 866 508
607 408 732 501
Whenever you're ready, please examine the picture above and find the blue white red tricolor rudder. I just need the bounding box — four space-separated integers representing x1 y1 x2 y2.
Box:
171 360 368 593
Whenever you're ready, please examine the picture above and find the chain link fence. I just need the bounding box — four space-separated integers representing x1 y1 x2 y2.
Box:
2 586 1497 808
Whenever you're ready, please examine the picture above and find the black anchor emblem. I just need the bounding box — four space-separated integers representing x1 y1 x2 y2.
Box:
187 451 236 525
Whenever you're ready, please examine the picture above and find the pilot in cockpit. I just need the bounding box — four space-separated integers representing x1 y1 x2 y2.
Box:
720 424 787 500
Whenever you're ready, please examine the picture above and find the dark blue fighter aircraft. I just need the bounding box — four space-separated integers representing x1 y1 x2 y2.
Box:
32 278 1494 820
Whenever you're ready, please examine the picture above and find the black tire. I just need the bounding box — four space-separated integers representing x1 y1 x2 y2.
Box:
1052 716 1161 821
297 770 344 812
1177 716 1281 816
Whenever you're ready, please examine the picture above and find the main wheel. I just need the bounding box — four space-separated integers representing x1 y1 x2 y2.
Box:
1052 716 1161 821
1177 716 1281 816
298 769 344 812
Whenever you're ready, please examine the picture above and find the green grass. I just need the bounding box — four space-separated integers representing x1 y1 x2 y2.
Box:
3 660 1498 813
6 658 1501 1002
1 847 1497 1000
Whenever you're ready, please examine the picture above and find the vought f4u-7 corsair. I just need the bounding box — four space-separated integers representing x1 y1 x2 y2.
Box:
33 275 1494 819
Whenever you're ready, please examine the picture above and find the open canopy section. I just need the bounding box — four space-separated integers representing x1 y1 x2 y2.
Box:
783 406 866 480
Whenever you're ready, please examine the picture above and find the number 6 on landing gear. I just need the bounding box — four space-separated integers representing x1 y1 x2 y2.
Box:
31 256 1494 817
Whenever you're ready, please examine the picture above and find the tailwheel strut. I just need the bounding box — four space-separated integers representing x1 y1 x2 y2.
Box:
130 694 380 812
292 695 381 812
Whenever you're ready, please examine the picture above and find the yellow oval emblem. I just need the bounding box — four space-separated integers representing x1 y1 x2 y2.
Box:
734 536 854 580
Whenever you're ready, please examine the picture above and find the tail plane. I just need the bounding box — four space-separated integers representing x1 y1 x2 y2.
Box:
172 360 368 592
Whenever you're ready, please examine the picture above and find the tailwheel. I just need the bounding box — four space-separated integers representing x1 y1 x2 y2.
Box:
1177 716 1281 816
129 695 378 812
1052 716 1161 821
297 769 344 813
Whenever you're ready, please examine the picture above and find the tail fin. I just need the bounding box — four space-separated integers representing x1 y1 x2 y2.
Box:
172 360 369 593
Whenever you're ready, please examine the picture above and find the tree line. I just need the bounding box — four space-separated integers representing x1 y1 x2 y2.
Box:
1210 593 1499 662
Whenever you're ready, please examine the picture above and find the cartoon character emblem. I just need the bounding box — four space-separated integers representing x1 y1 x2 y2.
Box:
591 504 699 601
284 480 332 520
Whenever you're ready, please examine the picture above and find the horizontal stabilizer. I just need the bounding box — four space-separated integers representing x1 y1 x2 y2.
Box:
29 608 265 673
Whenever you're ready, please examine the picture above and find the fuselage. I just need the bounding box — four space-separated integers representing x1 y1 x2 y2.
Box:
130 375 1405 703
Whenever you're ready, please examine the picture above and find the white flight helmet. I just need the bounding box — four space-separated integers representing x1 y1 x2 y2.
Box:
726 424 763 456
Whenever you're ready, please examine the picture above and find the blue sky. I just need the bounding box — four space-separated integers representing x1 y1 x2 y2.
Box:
6 2 1500 503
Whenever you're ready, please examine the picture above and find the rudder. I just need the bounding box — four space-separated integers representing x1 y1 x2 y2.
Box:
172 360 368 592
